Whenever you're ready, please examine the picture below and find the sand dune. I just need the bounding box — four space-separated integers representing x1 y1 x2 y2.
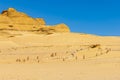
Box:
0 30 120 80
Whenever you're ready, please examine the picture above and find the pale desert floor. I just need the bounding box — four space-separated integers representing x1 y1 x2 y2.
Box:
0 30 120 80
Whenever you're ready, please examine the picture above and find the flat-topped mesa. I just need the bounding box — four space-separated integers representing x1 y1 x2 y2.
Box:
0 8 70 32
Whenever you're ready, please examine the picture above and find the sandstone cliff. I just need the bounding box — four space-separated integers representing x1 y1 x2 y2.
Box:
0 8 70 33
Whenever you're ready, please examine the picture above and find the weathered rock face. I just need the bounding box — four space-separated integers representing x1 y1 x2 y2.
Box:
0 8 45 30
35 18 45 25
1 8 29 17
0 8 70 32
54 24 70 32
38 24 70 34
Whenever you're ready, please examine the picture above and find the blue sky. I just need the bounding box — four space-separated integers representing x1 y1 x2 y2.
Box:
0 0 120 36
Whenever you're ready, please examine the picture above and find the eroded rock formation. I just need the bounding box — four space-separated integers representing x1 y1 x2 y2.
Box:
0 8 70 33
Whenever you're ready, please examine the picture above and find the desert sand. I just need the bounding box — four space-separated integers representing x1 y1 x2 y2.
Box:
0 8 120 80
0 30 120 80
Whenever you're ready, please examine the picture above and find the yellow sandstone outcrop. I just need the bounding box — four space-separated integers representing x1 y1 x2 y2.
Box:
0 8 70 32
39 24 70 34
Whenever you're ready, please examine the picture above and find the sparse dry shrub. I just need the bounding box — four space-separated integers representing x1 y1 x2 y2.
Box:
105 48 110 54
106 48 111 53
76 49 79 52
66 51 68 54
106 50 109 54
90 44 101 48
75 56 78 60
71 53 74 57
83 55 85 59
37 60 40 63
33 26 36 28
96 53 98 56
16 59 21 62
19 59 21 62
50 53 55 57
80 48 83 50
8 25 13 27
54 53 57 56
23 59 26 62
9 35 14 38
63 58 65 61
36 56 39 59
16 59 19 62
27 56 29 61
